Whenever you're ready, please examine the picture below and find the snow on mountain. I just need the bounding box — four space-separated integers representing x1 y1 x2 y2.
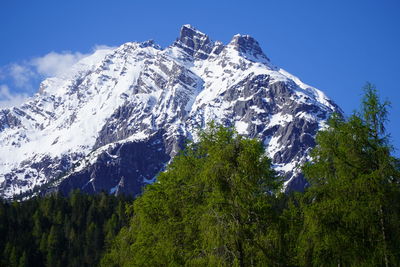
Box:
0 25 340 199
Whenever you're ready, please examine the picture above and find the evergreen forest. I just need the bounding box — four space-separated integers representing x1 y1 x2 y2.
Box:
0 191 132 267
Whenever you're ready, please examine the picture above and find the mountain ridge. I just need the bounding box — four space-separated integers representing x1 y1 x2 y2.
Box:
0 25 340 199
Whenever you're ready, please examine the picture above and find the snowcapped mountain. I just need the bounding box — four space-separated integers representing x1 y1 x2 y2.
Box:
0 25 340 199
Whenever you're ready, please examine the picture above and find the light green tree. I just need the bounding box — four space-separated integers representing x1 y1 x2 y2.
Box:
298 83 400 266
102 123 283 266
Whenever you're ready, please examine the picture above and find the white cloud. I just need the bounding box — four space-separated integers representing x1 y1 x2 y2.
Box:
30 51 87 77
0 45 112 109
9 64 36 89
92 44 116 51
0 85 29 109
2 46 112 87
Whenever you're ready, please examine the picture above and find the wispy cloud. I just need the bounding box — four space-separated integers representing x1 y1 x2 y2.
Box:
31 51 87 77
92 44 116 51
0 51 88 92
0 46 113 109
8 64 37 89
0 84 29 109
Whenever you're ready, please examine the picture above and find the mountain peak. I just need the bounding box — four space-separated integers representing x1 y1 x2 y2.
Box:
172 26 269 63
229 34 270 62
179 24 208 40
173 25 215 60
181 24 198 31
139 39 161 49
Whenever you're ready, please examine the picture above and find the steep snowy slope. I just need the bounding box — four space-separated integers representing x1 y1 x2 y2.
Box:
0 25 339 199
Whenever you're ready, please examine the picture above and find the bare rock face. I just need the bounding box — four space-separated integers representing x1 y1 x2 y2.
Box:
0 25 340 199
229 34 269 62
58 131 170 197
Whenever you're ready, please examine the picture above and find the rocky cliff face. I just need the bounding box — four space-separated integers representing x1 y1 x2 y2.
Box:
0 25 340 199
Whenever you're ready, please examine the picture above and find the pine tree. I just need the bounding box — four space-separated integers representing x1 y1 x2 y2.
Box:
18 251 28 267
298 83 400 266
8 245 18 267
46 225 62 267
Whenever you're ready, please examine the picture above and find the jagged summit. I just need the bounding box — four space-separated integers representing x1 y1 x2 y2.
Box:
172 25 269 63
173 24 215 60
139 39 161 49
0 25 340 199
229 34 270 62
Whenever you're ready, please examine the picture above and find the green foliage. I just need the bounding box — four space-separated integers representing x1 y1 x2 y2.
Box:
0 191 132 267
102 123 285 266
298 83 400 266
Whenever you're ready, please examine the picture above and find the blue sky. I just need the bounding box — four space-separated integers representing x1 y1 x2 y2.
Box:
1 0 399 154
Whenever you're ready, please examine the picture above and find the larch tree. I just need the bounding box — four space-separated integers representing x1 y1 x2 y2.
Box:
298 83 400 266
102 123 283 267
